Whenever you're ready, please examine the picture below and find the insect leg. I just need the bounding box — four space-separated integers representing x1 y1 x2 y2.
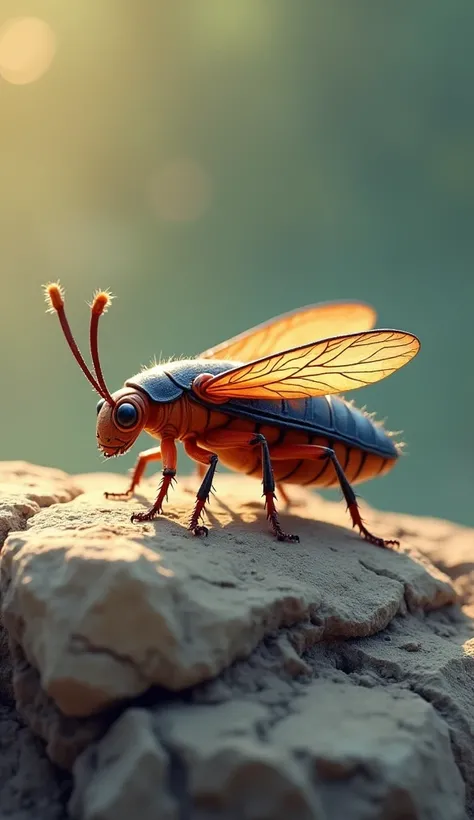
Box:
196 463 207 479
274 484 305 510
199 430 270 448
105 446 162 500
183 438 219 537
269 443 398 548
249 434 300 543
131 437 177 523
276 483 292 506
197 429 299 542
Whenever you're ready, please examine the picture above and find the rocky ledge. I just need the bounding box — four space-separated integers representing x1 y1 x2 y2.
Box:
0 460 473 820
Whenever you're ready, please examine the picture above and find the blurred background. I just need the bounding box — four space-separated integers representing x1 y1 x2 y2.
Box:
1 2 473 526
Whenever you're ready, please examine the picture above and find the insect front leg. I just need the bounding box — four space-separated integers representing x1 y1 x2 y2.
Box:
105 446 162 500
130 437 177 523
183 437 219 537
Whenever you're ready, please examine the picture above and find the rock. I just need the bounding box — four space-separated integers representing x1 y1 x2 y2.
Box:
0 623 71 820
270 680 465 820
0 461 82 544
0 463 85 819
319 610 474 813
0 473 455 717
70 657 467 820
69 709 177 820
0 462 473 819
0 707 71 820
382 510 474 618
9 639 112 771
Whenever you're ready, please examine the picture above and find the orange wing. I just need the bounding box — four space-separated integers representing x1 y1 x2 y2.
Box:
200 301 377 362
202 330 420 400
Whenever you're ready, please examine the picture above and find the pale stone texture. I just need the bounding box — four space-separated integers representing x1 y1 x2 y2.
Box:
165 684 464 820
0 464 473 820
381 509 474 618
320 611 474 814
69 709 178 820
0 461 81 544
0 475 455 716
9 640 111 771
0 463 82 820
69 649 468 820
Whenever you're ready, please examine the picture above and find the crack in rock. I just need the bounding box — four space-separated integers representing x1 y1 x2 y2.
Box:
304 611 474 817
1 466 473 819
0 474 457 718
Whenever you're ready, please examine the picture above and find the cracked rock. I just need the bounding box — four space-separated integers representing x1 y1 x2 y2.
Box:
317 610 474 813
0 461 82 544
70 674 466 819
0 473 455 716
1 463 473 819
69 709 177 820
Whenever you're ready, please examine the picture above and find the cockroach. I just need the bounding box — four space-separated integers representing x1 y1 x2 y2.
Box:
44 283 420 546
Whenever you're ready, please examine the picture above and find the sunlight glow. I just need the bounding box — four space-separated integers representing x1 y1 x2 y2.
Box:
192 1 271 50
149 159 213 222
0 17 56 85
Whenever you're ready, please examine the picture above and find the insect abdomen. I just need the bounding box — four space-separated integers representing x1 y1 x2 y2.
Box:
250 429 394 488
202 393 399 459
203 415 396 489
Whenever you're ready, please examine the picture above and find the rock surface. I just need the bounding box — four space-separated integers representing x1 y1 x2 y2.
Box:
0 472 456 717
0 460 81 545
0 462 473 819
0 463 82 820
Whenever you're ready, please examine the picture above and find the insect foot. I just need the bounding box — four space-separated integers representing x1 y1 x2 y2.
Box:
191 525 209 537
104 489 134 500
347 503 400 549
364 533 400 549
130 508 162 523
264 492 300 543
129 468 177 525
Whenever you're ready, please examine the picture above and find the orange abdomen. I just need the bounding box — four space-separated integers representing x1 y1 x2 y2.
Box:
191 407 396 488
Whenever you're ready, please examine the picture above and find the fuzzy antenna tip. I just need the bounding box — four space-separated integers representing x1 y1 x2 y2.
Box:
44 282 65 313
91 289 113 316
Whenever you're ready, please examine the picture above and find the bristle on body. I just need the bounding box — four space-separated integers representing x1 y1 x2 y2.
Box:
341 395 405 456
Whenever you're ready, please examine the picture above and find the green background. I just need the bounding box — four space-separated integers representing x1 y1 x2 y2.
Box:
1 2 473 526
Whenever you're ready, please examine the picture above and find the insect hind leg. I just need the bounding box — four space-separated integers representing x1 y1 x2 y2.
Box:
250 434 299 543
276 483 305 509
269 443 398 548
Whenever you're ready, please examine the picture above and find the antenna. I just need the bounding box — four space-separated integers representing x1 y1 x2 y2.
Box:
44 282 115 406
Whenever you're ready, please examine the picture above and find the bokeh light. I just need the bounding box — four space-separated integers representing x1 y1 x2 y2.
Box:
148 160 213 222
0 17 56 85
0 4 473 528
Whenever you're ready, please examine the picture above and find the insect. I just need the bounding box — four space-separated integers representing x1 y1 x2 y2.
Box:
44 283 420 546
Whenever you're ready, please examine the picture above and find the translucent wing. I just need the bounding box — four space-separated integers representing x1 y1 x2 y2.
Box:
200 301 377 362
202 330 420 400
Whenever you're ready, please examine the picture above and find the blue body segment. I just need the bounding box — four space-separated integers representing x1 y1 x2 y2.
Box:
126 359 398 459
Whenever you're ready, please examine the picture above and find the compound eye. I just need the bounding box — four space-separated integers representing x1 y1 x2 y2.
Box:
96 398 105 415
115 402 138 428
